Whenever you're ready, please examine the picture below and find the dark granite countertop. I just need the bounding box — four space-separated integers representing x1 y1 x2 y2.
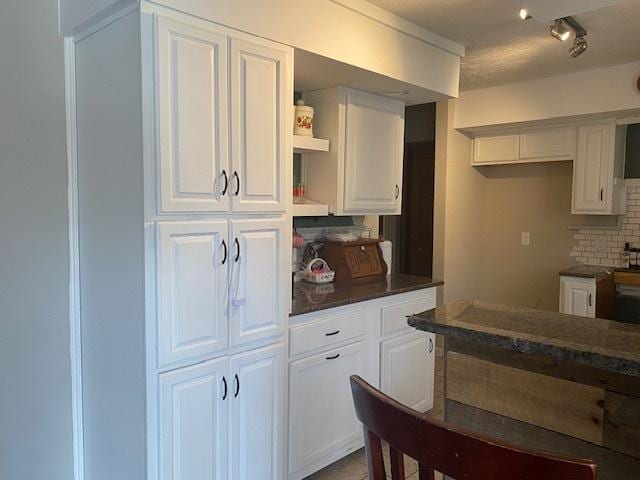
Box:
559 264 613 279
409 300 640 377
290 274 443 316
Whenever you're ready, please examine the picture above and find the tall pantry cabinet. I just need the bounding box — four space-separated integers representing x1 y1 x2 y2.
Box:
72 4 291 480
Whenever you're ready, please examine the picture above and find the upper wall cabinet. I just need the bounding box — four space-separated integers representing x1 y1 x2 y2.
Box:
572 120 626 215
157 17 229 213
471 125 575 166
155 16 292 215
302 87 405 216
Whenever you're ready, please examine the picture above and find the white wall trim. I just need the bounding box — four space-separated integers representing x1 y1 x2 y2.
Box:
329 0 465 57
64 35 84 480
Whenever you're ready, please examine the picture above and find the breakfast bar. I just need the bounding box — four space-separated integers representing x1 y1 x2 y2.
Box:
409 301 640 480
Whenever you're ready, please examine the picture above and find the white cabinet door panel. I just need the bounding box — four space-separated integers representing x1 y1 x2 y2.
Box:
380 332 434 412
559 277 596 318
158 221 228 367
519 126 574 160
472 135 519 165
288 342 367 475
342 89 404 214
229 218 287 348
157 16 229 213
230 343 285 480
159 358 228 480
572 122 611 213
230 37 290 212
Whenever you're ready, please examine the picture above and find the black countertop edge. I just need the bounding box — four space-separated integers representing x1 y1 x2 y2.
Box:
290 274 443 317
409 313 640 378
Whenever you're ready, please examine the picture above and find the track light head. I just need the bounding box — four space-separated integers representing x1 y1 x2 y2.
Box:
550 19 571 42
569 35 588 57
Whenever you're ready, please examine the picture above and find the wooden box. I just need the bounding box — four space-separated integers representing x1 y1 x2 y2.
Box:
322 239 388 283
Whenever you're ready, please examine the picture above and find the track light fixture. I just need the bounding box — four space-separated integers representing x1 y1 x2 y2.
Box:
550 16 588 58
550 19 571 42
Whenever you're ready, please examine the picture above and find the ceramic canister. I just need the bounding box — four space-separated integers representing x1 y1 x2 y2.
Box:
294 100 314 137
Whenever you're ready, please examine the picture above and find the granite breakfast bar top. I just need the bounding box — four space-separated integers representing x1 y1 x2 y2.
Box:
409 300 640 377
558 264 613 279
291 274 443 316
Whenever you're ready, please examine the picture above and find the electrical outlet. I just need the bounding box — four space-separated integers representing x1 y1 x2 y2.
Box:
521 232 530 246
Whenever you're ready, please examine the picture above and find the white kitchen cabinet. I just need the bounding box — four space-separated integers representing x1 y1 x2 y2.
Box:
155 15 291 215
288 342 368 478
472 125 575 166
159 344 285 480
380 331 435 412
472 134 519 165
572 120 626 215
157 220 229 367
228 217 288 349
156 16 230 214
159 357 229 480
302 87 405 215
559 276 596 318
519 125 574 161
229 343 285 480
229 37 291 213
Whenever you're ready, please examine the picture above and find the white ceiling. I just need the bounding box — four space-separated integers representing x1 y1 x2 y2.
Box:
366 0 640 91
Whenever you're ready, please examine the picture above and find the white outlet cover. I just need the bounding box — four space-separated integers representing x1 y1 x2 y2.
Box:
521 232 531 246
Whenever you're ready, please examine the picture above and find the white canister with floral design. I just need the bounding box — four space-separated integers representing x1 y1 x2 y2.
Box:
293 99 314 137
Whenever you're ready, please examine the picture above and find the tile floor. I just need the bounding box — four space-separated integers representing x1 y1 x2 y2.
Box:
304 354 445 480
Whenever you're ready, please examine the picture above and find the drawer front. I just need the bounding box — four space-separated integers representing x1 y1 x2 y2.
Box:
289 307 366 357
381 290 436 338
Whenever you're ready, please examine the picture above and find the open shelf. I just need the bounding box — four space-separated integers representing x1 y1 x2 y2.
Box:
293 135 329 154
292 198 329 217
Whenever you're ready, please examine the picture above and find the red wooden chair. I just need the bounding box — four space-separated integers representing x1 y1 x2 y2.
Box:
350 375 597 480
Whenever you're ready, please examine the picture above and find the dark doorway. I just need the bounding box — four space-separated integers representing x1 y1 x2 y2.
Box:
380 103 436 277
398 141 434 276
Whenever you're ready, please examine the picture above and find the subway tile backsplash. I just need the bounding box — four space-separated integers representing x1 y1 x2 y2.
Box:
569 186 640 267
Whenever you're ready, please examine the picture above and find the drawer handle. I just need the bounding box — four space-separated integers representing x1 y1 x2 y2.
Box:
222 376 227 400
326 354 340 360
325 330 340 336
220 169 229 196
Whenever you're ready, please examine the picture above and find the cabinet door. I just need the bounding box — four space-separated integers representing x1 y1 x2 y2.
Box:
157 221 229 367
159 358 228 480
380 332 434 412
156 16 229 213
229 343 285 480
572 122 611 213
288 342 367 475
559 277 596 317
519 125 575 161
472 134 519 165
228 218 288 348
229 37 291 213
342 89 404 214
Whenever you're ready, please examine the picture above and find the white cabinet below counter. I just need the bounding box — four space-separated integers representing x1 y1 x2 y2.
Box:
287 287 437 480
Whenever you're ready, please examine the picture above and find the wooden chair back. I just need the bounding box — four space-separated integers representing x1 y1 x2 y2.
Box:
350 375 597 480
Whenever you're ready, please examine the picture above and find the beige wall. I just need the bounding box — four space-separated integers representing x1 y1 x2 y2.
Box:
434 99 599 311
